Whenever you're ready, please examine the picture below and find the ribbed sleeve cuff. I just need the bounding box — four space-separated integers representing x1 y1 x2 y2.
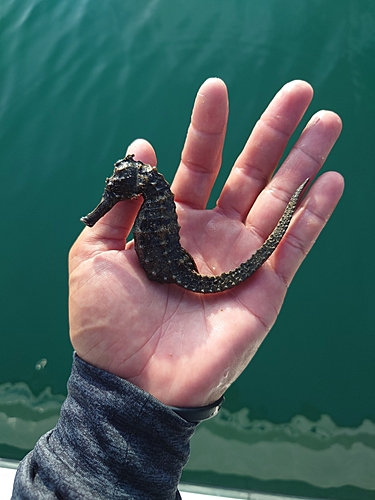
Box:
12 354 197 500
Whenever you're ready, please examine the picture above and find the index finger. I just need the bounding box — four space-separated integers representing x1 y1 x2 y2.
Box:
171 78 229 209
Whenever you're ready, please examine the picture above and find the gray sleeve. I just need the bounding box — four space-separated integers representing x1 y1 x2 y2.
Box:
12 354 197 499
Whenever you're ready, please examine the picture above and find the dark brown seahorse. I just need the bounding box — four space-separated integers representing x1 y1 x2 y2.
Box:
81 154 308 293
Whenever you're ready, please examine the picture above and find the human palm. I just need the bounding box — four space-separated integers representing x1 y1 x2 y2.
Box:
68 78 343 407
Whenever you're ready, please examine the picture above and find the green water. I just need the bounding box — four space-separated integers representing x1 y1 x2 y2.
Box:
1 1 374 498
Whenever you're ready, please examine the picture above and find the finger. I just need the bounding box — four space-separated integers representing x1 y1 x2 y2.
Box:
271 171 345 285
171 78 228 209
217 80 314 220
126 138 157 167
245 110 342 240
78 139 156 252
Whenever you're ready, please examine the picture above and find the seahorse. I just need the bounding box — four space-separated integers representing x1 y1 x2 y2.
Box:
81 155 308 293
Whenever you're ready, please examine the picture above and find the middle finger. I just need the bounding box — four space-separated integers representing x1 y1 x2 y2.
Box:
217 80 314 221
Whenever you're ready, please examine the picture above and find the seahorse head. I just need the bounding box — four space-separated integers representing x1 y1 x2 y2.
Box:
105 154 141 200
80 154 143 227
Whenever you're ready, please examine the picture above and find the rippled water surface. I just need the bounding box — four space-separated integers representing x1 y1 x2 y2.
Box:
1 1 375 498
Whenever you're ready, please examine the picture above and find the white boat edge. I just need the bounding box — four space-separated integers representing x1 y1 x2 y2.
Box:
0 459 320 500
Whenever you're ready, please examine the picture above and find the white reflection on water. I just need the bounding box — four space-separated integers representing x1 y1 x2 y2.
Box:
188 408 375 490
0 382 64 450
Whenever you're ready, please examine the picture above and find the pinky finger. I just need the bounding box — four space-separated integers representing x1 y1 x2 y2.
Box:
274 171 345 285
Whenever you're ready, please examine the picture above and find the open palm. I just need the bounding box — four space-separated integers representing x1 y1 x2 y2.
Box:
68 78 343 408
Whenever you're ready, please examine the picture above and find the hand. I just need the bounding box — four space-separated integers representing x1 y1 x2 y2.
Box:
68 78 343 407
